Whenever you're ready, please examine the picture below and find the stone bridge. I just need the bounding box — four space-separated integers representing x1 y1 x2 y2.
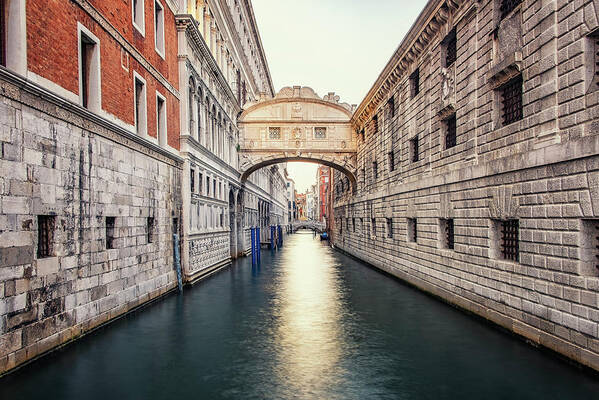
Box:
292 220 326 233
238 86 358 190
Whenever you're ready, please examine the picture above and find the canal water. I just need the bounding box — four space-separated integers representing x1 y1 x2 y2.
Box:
2 232 599 399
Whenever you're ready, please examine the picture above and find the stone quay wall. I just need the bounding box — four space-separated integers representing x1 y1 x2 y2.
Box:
0 72 183 374
333 0 599 371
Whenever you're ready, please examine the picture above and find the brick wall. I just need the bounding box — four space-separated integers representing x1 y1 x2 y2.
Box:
335 0 599 371
26 0 180 149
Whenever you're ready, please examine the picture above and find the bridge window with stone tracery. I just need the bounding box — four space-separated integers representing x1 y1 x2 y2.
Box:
314 127 326 139
269 127 281 139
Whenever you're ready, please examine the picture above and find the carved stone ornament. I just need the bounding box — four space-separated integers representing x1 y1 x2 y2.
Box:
295 140 301 148
291 103 302 119
292 127 303 139
441 67 454 101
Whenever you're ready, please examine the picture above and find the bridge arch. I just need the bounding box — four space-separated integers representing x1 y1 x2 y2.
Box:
238 86 357 191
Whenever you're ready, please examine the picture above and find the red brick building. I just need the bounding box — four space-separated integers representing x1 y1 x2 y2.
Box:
316 165 330 223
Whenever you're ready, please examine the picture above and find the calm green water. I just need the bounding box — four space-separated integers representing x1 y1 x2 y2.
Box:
1 232 599 399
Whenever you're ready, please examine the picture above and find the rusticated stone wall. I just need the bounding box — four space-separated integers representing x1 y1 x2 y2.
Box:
0 73 182 374
334 0 599 371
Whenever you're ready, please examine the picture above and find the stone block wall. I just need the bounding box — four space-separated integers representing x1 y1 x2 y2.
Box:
0 72 182 374
334 0 599 370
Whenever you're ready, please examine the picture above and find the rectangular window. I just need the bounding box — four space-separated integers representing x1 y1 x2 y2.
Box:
37 215 55 259
147 217 155 243
407 218 417 243
443 28 457 67
372 115 378 134
500 75 523 126
500 0 522 19
154 0 165 57
581 220 599 276
386 218 393 238
440 218 455 249
314 127 327 139
134 74 147 135
106 217 116 249
190 168 195 193
268 127 281 139
199 172 203 194
410 136 419 163
410 68 420 97
132 0 145 35
206 176 210 196
352 217 356 232
387 96 395 118
500 219 519 261
156 92 167 147
373 161 378 178
79 25 100 111
445 114 457 149
371 218 376 237
388 151 395 172
213 180 216 198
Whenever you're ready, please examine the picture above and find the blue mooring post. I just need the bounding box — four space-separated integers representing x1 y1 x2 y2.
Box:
278 225 282 247
250 227 256 265
270 225 275 250
256 227 261 263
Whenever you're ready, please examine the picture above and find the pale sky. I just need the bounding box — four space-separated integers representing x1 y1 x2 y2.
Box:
251 0 428 192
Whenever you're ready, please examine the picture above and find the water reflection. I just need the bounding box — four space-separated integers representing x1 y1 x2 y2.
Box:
272 234 344 396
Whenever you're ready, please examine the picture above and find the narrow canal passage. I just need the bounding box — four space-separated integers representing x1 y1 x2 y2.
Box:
2 233 599 399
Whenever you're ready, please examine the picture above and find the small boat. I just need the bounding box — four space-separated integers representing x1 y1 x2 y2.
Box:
320 232 329 241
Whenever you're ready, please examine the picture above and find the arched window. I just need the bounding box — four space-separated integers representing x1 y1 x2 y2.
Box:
188 77 195 136
196 88 202 142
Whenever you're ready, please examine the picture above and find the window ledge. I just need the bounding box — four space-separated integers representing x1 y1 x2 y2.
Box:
488 51 522 89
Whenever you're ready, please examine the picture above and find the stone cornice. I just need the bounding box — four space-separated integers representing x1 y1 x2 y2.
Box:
182 135 240 176
73 0 180 99
0 67 183 167
177 14 241 115
351 0 469 128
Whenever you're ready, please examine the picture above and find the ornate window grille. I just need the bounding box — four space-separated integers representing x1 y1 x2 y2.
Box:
500 219 519 261
37 215 55 258
268 127 281 139
500 75 523 125
500 0 522 19
445 114 457 149
444 28 457 67
410 68 420 97
314 127 326 139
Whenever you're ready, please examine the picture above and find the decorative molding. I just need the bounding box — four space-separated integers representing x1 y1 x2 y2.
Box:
488 51 523 90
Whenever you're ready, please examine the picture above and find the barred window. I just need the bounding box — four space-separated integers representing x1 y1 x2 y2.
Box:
387 96 395 118
268 127 281 139
408 218 417 243
500 219 519 262
106 217 116 249
372 115 379 134
373 161 378 178
445 114 457 149
440 218 455 249
410 136 419 163
500 75 523 125
444 28 457 67
352 217 356 232
500 0 522 20
372 218 376 237
388 151 395 172
314 127 326 139
410 68 420 97
386 218 393 238
147 217 155 244
37 215 55 258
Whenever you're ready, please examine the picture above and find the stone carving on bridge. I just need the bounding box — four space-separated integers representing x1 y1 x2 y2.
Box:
238 86 358 189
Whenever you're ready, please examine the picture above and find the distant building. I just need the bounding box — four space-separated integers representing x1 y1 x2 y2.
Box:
316 166 330 223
